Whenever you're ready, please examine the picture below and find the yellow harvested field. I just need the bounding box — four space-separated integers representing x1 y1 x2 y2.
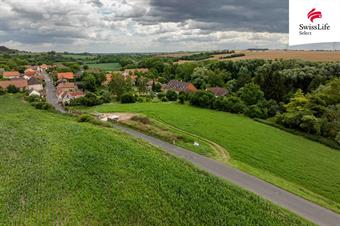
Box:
157 52 198 58
213 50 340 62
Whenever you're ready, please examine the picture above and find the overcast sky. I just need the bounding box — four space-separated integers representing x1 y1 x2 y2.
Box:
0 0 337 52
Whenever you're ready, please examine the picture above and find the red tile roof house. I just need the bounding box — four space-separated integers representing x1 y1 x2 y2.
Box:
2 71 21 79
102 73 112 86
56 82 76 97
60 91 85 104
207 87 229 97
24 69 37 80
40 64 50 70
0 79 28 91
162 80 198 93
57 72 74 81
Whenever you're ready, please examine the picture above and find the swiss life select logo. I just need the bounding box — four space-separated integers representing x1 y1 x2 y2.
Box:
299 8 330 36
307 8 322 22
289 0 340 46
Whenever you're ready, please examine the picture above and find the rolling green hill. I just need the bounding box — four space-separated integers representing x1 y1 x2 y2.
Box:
89 102 340 213
0 95 310 225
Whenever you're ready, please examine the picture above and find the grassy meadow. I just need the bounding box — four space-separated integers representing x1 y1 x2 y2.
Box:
87 63 122 71
0 95 311 225
89 102 340 213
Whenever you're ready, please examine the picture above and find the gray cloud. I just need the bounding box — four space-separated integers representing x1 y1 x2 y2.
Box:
0 0 300 52
89 0 104 8
147 0 288 33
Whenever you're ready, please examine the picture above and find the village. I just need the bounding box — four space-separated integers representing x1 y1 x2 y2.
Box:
0 65 229 109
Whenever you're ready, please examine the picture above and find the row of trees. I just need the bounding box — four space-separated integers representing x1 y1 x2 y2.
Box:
189 83 278 119
276 79 340 144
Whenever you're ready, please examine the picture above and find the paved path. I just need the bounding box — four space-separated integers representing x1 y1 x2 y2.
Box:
44 74 66 113
114 124 340 226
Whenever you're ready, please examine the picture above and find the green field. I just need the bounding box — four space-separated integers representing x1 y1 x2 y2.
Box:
0 95 310 225
89 102 340 213
62 54 97 60
87 63 122 71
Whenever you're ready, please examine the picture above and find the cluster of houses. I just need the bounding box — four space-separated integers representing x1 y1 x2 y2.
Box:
55 72 85 105
0 64 49 96
104 68 228 97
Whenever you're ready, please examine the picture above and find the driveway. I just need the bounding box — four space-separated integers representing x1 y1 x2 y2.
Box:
114 124 340 226
44 74 66 113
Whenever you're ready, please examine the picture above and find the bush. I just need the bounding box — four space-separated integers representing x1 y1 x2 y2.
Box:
157 92 166 99
246 105 266 119
190 91 215 108
161 97 168 102
210 96 247 113
78 114 93 123
7 85 19 93
166 90 178 101
26 95 40 103
31 101 52 110
69 93 103 107
178 93 186 104
213 97 226 111
101 92 112 103
0 87 5 95
121 93 136 104
152 82 162 92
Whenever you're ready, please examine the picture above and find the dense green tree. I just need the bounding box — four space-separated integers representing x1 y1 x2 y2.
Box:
236 66 252 89
152 82 162 92
136 77 148 93
166 90 178 101
82 74 97 92
178 92 186 104
109 73 132 99
238 83 264 106
7 85 19 93
121 93 136 104
190 91 215 108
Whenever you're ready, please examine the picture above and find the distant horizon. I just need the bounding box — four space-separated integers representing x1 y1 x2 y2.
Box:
6 46 340 55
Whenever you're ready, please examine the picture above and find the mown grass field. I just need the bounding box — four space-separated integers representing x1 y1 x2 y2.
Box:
87 63 122 71
89 102 340 213
0 95 310 225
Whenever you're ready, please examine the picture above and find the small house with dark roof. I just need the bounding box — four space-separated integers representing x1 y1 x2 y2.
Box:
28 77 43 92
207 87 228 97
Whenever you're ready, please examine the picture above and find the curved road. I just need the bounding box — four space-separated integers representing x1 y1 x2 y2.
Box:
43 78 340 225
114 125 340 226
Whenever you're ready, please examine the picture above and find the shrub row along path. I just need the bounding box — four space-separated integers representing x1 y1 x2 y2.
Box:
44 79 340 226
